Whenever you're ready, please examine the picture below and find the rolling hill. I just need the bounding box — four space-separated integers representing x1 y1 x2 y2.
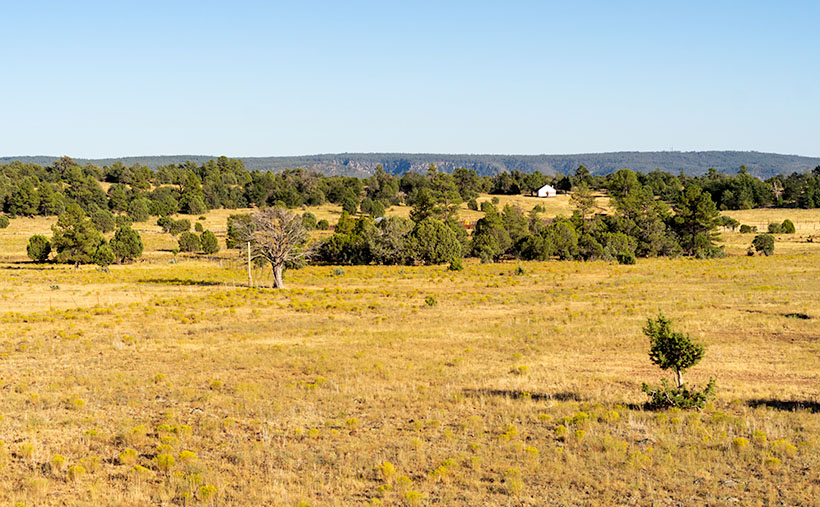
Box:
2 151 819 179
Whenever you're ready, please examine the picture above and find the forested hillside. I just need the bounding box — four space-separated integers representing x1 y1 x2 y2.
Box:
3 151 819 178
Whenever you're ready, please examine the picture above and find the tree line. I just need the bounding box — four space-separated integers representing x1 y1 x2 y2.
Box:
2 156 805 268
2 157 819 225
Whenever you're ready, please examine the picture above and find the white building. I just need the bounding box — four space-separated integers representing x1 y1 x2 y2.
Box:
536 184 557 198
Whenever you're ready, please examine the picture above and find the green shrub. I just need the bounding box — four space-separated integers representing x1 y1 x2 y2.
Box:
0 215 9 228
157 216 173 232
342 196 358 214
110 226 144 262
752 234 775 256
127 199 151 222
115 214 133 228
719 215 740 231
178 232 201 252
479 201 494 214
194 222 204 232
781 219 795 234
51 204 106 264
118 448 138 465
642 378 716 410
302 212 317 230
467 198 478 211
424 296 437 307
200 230 220 254
316 219 330 231
411 218 462 265
91 208 116 233
27 235 51 262
370 200 386 218
155 453 176 473
739 224 754 234
767 222 783 234
169 219 191 235
616 252 636 265
185 196 208 215
198 484 218 501
92 244 116 268
448 257 464 271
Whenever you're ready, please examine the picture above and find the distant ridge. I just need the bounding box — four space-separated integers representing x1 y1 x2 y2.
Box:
2 151 819 179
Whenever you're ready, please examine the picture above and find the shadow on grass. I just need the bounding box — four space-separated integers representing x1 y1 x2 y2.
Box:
462 388 581 402
0 263 58 270
138 278 223 287
746 399 820 413
783 312 811 320
743 309 812 320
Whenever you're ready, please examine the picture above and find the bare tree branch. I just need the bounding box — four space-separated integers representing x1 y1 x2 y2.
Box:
237 207 309 288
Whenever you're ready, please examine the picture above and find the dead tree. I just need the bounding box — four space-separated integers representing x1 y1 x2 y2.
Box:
239 207 309 289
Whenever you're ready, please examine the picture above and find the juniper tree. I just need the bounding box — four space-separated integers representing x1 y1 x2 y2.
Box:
178 231 201 253
51 203 106 265
27 234 52 262
752 234 775 256
200 230 219 255
110 225 144 263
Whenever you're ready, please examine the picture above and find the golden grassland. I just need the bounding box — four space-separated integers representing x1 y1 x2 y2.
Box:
0 205 818 506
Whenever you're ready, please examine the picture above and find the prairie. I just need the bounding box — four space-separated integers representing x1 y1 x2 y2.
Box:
0 205 818 506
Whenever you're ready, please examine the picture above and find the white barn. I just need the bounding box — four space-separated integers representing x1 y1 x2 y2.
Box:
536 184 557 198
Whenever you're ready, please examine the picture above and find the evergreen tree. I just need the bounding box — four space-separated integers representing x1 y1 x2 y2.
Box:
644 313 705 389
91 208 116 233
178 232 201 252
673 184 720 256
8 178 40 216
110 225 144 262
27 234 51 262
107 183 130 212
200 230 220 254
411 218 462 265
751 234 775 256
51 203 106 265
92 244 116 269
127 198 151 222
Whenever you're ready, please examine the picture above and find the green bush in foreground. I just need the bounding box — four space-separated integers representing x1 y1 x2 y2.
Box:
641 313 715 409
642 378 716 410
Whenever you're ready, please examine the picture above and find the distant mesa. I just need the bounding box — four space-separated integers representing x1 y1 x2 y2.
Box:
2 151 819 179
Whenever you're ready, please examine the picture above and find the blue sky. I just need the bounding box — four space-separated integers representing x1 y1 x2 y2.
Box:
1 1 818 158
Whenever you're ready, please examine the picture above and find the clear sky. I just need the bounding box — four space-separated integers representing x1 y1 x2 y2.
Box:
1 1 818 158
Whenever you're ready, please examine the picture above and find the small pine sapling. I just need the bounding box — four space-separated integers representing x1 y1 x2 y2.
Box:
641 313 715 409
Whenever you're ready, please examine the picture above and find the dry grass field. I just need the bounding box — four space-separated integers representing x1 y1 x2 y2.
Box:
0 204 818 506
